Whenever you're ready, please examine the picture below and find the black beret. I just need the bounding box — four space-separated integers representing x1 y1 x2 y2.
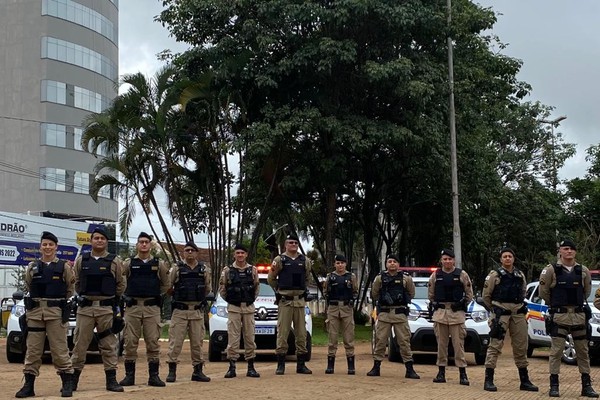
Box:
560 239 577 250
334 254 347 262
286 234 299 242
234 243 248 252
500 247 515 256
138 232 152 241
386 254 400 263
91 227 109 239
441 248 455 258
41 231 58 244
184 241 198 251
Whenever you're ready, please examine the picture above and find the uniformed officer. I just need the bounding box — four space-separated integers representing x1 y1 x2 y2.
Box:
166 241 212 383
367 254 420 379
267 233 313 375
539 239 598 398
119 232 170 387
482 247 538 392
219 243 260 378
70 227 125 392
428 249 472 386
323 254 358 375
15 231 75 398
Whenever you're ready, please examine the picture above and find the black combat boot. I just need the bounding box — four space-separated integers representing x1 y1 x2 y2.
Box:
459 367 469 386
148 361 166 387
296 354 312 374
404 361 420 379
366 360 381 376
549 374 559 397
71 369 81 391
166 362 177 383
582 373 600 398
347 356 355 375
15 373 35 398
246 359 260 378
484 368 497 392
60 372 73 398
433 366 446 383
325 356 335 374
518 367 538 391
105 369 124 392
119 360 135 386
275 354 286 375
224 359 236 378
191 364 211 382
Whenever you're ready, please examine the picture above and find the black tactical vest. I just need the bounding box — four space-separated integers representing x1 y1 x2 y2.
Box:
491 268 525 303
173 263 206 302
29 260 67 299
125 257 161 298
433 268 464 302
277 254 307 290
327 272 353 302
551 264 584 307
226 266 255 304
79 254 117 296
379 272 409 306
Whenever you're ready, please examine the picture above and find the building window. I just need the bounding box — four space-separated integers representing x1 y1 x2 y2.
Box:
73 171 90 194
39 168 114 200
42 0 117 43
40 123 107 155
42 37 117 81
41 80 67 105
41 80 109 113
39 167 66 191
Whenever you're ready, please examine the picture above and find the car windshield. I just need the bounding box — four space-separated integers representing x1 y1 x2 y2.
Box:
259 282 275 297
414 281 429 299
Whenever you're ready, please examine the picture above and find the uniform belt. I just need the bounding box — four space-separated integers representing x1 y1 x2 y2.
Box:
327 300 351 306
127 297 160 307
433 303 446 309
281 295 302 301
379 306 408 314
172 301 203 310
79 298 115 307
550 306 584 314
25 299 66 310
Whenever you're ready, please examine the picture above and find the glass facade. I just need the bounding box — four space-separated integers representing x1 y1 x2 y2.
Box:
42 0 117 43
41 123 108 155
42 37 117 81
41 80 109 113
40 167 113 199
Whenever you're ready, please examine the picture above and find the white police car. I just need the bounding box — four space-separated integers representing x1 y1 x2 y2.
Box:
371 268 490 364
525 279 600 364
208 264 313 362
5 291 123 363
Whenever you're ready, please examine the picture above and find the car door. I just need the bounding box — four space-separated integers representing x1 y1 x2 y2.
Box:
525 283 550 344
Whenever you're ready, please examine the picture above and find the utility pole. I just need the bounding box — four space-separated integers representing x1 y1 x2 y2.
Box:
447 0 462 267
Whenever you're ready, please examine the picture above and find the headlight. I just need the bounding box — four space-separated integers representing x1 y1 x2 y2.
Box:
407 309 420 321
591 313 600 324
470 310 488 323
216 306 228 318
12 304 25 318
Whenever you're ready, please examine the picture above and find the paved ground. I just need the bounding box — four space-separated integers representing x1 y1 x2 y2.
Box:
2 336 599 399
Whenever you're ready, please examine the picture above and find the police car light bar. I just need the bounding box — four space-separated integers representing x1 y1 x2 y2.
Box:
256 264 271 274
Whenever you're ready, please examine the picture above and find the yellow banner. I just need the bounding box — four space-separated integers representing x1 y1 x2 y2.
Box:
76 232 91 245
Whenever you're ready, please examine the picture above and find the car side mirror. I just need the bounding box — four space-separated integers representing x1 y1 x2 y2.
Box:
205 293 216 302
12 291 24 301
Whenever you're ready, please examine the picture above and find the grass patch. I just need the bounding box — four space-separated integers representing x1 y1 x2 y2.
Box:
311 314 372 346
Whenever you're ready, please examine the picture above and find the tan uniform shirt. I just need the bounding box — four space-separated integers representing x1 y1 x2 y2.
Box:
122 255 171 296
219 263 260 314
539 263 592 326
169 260 212 303
428 268 473 324
268 252 312 307
25 258 75 320
372 271 415 323
482 267 527 311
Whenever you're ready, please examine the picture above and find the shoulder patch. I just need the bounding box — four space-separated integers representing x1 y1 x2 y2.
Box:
485 275 491 281
541 269 547 275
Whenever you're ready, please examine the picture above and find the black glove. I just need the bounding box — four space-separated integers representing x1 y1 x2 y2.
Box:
274 293 282 305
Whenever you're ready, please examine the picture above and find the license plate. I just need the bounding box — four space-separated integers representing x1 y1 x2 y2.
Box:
255 326 275 335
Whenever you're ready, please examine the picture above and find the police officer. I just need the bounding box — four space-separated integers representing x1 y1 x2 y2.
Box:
119 232 170 387
70 227 125 392
166 241 212 383
268 233 313 375
428 249 472 386
323 254 358 375
367 254 420 379
15 231 75 398
219 243 260 378
482 247 537 392
539 239 598 398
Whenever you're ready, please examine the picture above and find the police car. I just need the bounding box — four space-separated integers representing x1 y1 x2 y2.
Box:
5 291 123 363
525 278 600 364
208 264 313 362
371 267 490 364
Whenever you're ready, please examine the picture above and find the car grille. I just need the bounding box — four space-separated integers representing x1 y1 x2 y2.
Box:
254 307 278 321
416 310 476 321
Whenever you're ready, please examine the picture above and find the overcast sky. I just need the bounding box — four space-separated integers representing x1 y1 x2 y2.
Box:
118 0 600 243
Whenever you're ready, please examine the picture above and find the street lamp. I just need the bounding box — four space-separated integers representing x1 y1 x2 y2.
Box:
539 115 567 192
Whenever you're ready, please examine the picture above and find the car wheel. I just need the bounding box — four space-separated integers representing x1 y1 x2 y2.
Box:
562 334 577 365
474 352 486 365
304 333 312 361
388 335 401 363
6 345 25 363
208 340 222 362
